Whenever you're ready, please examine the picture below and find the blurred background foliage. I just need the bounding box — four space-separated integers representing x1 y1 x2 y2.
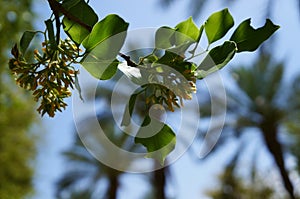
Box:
159 0 300 20
205 152 276 199
0 0 38 198
198 52 300 198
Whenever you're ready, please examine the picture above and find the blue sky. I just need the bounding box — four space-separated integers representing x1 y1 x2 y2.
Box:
32 0 300 198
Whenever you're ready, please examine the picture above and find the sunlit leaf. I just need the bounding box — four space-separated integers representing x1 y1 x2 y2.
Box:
135 116 176 165
204 8 234 44
81 15 128 80
173 17 200 45
230 19 280 52
197 41 237 79
82 14 129 52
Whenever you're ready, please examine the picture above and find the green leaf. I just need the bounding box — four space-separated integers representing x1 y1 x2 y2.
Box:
230 19 280 52
74 74 84 101
121 89 144 126
155 26 175 49
82 14 129 52
62 0 98 44
135 116 176 165
45 19 57 50
81 58 119 80
197 41 237 79
173 17 200 45
121 93 138 126
61 0 81 9
189 25 204 55
19 31 37 54
204 8 234 44
156 51 194 73
81 15 128 80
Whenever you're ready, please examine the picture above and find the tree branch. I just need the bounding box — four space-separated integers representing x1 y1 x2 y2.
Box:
261 125 295 199
118 53 138 67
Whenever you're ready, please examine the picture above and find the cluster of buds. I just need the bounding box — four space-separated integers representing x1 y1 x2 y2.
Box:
139 54 197 112
9 39 80 117
144 75 196 112
144 84 181 112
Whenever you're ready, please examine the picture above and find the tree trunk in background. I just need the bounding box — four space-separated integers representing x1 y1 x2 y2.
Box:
107 174 119 199
261 123 295 199
153 163 167 199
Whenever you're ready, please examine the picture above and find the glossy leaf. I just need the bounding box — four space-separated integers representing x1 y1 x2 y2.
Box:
19 31 37 54
230 19 280 52
62 0 98 44
173 17 200 45
135 116 176 165
82 14 129 52
197 41 237 79
204 8 234 44
81 15 128 80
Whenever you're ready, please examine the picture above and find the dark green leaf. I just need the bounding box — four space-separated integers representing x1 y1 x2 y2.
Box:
173 17 200 45
82 14 129 52
45 19 57 50
62 0 98 44
135 116 176 165
204 8 234 44
74 74 84 101
81 58 119 80
155 26 175 49
121 90 144 126
197 41 237 79
20 31 37 54
230 19 280 52
61 0 81 9
156 51 194 73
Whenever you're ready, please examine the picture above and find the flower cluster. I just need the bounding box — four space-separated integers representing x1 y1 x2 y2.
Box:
143 74 196 112
9 39 80 117
138 53 197 112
